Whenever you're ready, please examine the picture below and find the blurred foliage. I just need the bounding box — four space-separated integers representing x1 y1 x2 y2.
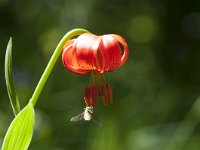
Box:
1 0 200 150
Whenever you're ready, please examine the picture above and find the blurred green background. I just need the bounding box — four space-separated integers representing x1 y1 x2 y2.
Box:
1 0 200 149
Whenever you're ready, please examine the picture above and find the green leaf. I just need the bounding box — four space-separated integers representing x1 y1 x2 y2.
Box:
2 104 35 150
5 38 20 115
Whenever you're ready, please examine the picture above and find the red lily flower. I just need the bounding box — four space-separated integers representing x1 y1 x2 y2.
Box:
62 33 128 74
63 32 128 108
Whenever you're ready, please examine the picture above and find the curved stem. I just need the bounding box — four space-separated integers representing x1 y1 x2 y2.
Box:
29 28 89 106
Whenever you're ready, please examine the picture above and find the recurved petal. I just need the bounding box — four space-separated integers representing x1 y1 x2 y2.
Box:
99 35 122 71
111 34 129 66
74 33 101 72
62 40 88 74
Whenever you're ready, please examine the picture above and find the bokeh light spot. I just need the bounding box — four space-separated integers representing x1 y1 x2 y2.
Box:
127 15 159 43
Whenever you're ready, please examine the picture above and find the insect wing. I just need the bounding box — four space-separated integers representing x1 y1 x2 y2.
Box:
70 112 84 122
91 116 102 127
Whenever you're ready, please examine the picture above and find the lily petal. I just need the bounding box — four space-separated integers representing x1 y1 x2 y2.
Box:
75 33 101 72
111 34 129 66
99 35 122 71
62 40 88 74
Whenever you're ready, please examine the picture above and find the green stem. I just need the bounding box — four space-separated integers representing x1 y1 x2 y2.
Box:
29 28 89 106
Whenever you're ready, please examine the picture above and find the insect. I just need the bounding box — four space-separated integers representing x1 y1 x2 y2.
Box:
70 106 102 127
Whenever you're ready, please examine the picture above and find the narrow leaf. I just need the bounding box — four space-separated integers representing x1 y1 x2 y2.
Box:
2 104 35 150
5 38 20 115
